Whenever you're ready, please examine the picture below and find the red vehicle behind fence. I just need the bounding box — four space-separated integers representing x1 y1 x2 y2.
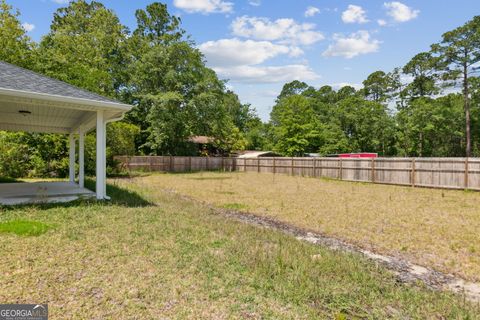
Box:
338 153 378 158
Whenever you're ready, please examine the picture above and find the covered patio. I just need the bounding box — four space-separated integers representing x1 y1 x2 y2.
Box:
0 61 132 204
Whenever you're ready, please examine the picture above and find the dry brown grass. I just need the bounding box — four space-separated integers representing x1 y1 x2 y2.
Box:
140 171 480 282
1 179 479 318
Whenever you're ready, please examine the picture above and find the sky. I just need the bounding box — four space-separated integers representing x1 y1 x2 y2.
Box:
8 0 480 120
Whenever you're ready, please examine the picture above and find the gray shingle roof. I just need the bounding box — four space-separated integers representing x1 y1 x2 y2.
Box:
0 60 122 104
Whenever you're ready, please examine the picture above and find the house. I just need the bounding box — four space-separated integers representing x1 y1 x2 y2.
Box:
0 61 132 204
187 135 224 156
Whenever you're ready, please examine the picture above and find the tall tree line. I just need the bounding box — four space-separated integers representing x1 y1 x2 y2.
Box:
1 0 480 179
268 16 480 157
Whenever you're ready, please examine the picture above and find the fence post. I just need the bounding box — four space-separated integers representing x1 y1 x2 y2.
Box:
371 158 376 183
257 158 260 173
313 158 317 177
319 159 323 178
188 156 192 172
339 158 343 180
411 158 416 187
221 157 225 172
244 158 246 172
465 157 469 189
273 157 276 174
291 158 294 176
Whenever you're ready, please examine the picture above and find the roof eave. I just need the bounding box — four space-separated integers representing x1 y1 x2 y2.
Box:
0 87 132 111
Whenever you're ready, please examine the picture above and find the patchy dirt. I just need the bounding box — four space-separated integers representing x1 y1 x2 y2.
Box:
165 189 480 303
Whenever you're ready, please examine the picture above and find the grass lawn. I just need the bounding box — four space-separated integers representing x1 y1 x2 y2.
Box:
137 171 480 283
0 179 478 318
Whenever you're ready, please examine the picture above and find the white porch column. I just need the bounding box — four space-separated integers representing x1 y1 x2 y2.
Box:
78 127 85 189
69 133 76 183
96 110 106 199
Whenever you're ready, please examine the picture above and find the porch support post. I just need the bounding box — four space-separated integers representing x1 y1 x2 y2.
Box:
96 110 106 199
69 133 76 183
78 126 85 188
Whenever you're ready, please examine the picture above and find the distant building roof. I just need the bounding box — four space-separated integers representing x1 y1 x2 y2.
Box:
305 153 321 157
188 136 214 144
237 151 280 158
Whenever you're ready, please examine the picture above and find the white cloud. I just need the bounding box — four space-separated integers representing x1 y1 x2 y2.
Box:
199 38 318 83
341 5 369 24
173 0 233 14
22 22 35 32
212 65 320 84
323 30 380 59
384 2 419 22
331 82 362 90
198 38 297 67
377 19 387 26
248 0 261 6
288 46 304 57
231 16 324 46
51 0 70 4
305 6 320 17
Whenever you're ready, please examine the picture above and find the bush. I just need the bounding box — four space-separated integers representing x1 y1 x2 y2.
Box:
0 132 30 178
0 121 140 179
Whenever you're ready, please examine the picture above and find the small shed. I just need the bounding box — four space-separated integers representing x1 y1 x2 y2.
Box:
237 151 281 158
0 61 132 204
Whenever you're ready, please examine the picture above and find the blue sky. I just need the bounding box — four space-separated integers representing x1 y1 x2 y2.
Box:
9 0 480 120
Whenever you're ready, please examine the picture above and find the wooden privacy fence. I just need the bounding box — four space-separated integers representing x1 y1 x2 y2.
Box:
114 156 236 173
115 156 480 191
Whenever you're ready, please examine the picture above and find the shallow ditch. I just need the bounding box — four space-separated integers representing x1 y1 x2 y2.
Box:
165 189 480 303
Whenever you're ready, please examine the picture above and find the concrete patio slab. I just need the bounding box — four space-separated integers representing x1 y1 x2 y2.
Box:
0 182 95 205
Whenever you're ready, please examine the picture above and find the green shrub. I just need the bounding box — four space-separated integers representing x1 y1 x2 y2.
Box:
0 122 140 179
0 132 30 178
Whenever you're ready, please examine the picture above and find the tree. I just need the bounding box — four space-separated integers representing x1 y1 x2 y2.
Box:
402 52 440 99
224 91 260 133
336 85 357 100
0 0 34 67
133 2 184 46
468 76 480 154
431 16 480 156
126 2 245 156
270 95 323 156
245 122 272 151
396 95 464 157
144 92 191 155
362 71 397 102
107 122 141 157
336 96 395 155
316 85 338 104
276 80 314 101
37 0 128 97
